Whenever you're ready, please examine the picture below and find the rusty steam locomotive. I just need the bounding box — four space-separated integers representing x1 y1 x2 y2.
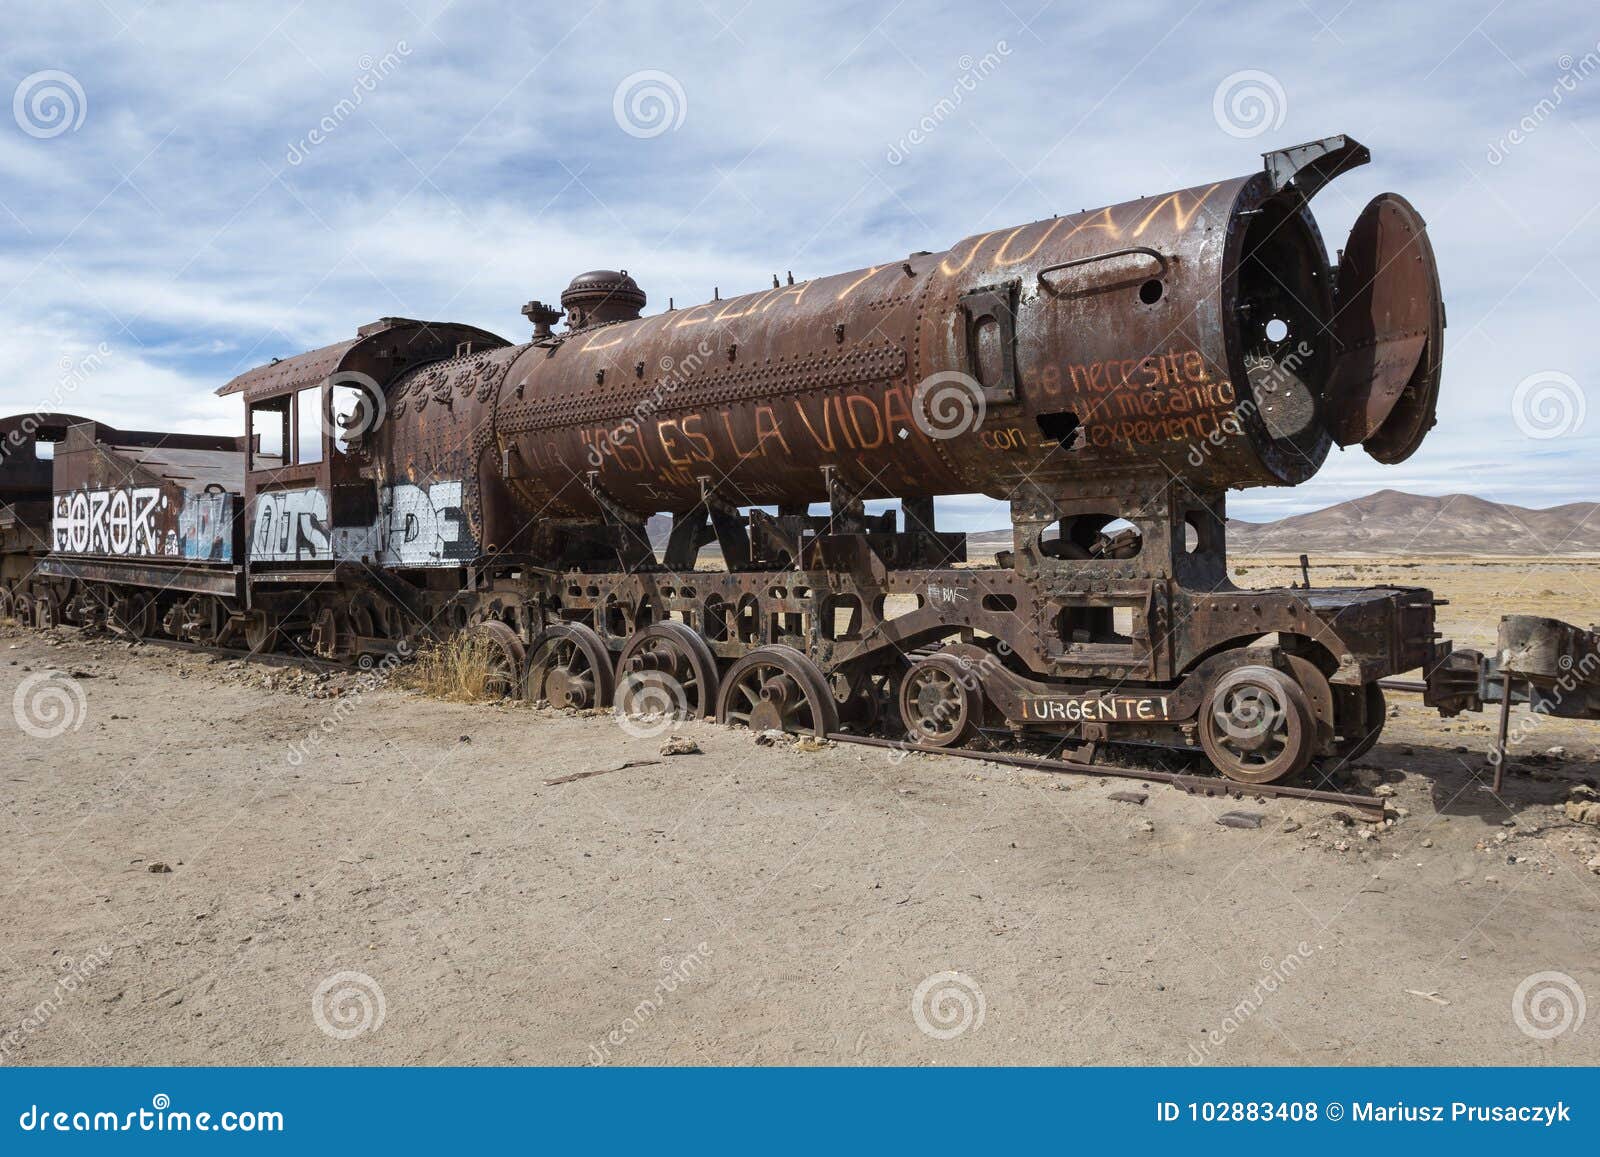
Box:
3 134 1512 784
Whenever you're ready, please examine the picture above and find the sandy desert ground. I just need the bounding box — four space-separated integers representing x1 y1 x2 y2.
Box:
2 558 1597 1066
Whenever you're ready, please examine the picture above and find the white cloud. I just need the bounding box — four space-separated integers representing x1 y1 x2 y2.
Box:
0 0 1594 531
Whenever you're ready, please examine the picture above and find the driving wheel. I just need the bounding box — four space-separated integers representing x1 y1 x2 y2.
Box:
616 622 720 719
898 655 983 747
716 644 839 737
1198 665 1316 784
244 610 279 655
528 622 616 708
468 620 527 699
110 592 157 639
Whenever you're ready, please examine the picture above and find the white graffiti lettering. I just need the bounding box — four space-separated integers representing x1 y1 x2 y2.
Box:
253 482 472 566
253 489 332 562
52 487 166 556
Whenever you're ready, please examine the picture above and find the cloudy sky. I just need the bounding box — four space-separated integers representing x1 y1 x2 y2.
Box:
2 0 1595 529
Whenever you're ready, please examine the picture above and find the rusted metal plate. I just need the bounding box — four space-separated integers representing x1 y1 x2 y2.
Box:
1325 193 1444 459
35 555 242 597
1499 615 1600 692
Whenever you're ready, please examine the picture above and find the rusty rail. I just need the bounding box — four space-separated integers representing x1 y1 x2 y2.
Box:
827 732 1389 821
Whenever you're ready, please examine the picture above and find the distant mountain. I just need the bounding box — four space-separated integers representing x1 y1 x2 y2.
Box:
646 492 1600 560
1226 490 1600 555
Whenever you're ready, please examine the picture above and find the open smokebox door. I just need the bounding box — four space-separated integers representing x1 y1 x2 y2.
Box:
1325 193 1445 463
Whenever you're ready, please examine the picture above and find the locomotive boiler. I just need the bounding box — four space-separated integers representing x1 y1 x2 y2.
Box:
473 136 1439 528
11 134 1483 786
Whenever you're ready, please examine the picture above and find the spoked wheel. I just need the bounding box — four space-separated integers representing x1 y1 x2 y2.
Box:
1332 682 1387 762
12 593 33 628
716 644 839 737
469 620 526 699
312 606 349 660
348 594 382 642
898 655 983 748
110 592 157 639
528 623 615 709
1199 665 1316 784
616 622 719 719
32 592 59 631
192 596 224 645
244 610 279 655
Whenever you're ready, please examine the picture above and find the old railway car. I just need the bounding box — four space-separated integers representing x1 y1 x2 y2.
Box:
2 135 1486 784
6 416 251 638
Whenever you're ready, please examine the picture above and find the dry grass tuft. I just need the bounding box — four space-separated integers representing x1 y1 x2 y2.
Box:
402 632 506 702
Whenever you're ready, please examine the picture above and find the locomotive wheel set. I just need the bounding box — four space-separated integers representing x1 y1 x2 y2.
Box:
5 135 1591 788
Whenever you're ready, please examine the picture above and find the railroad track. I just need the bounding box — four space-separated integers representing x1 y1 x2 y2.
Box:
70 628 1392 821
827 733 1389 821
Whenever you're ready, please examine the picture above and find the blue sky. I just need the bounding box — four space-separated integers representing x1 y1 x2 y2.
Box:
1 0 1596 530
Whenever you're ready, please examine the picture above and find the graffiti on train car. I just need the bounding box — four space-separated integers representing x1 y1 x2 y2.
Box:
253 489 330 562
53 487 164 556
254 482 473 565
375 481 474 564
174 489 234 561
52 486 233 561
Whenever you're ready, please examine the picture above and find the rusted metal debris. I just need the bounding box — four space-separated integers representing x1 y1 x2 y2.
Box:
544 758 662 787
